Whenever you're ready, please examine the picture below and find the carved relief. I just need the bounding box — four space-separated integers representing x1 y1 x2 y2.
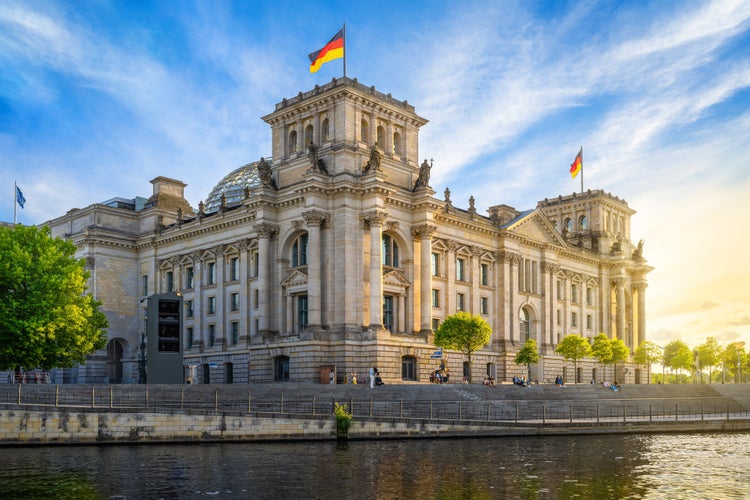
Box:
303 210 329 227
254 223 279 239
362 210 388 227
410 224 437 239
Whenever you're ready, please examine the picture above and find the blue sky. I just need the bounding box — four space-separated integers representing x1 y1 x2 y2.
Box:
2 0 749 350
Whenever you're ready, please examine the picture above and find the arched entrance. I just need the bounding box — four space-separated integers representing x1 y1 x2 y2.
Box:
106 339 125 384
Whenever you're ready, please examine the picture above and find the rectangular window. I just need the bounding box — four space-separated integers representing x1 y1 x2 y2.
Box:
230 293 239 312
231 321 239 345
207 262 216 285
230 257 239 281
432 318 440 332
457 293 465 311
480 263 489 286
297 295 308 331
556 309 561 325
383 295 394 331
186 327 193 349
571 312 578 328
208 324 215 347
142 275 148 296
166 271 174 293
586 314 593 330
557 281 564 300
432 289 440 308
586 287 593 306
571 284 578 303
431 253 440 276
254 289 259 308
186 300 194 318
186 267 194 289
456 258 466 281
208 296 216 315
480 297 489 315
252 252 259 277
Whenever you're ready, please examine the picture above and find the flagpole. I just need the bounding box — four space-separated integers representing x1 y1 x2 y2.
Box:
13 181 17 225
343 23 347 78
580 146 584 194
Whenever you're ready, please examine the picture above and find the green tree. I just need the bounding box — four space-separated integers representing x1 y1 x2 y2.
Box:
721 342 747 383
694 337 719 384
434 312 491 383
633 340 662 383
590 333 612 382
514 338 540 380
662 339 692 383
554 334 592 384
609 338 630 383
0 225 108 371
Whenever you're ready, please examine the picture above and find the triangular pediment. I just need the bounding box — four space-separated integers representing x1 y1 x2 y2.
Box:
281 269 308 288
505 210 567 246
383 269 410 288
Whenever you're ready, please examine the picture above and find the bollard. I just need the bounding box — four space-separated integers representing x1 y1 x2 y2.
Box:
180 388 184 410
215 389 218 411
17 383 21 405
110 386 113 409
55 385 59 407
91 386 95 408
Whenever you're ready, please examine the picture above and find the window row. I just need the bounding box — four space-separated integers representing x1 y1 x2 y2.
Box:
431 252 491 285
555 309 595 330
431 289 489 315
287 120 404 157
556 281 596 305
186 321 244 349
184 289 261 318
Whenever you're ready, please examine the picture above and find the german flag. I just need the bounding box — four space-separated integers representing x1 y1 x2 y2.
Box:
569 147 582 179
309 28 344 73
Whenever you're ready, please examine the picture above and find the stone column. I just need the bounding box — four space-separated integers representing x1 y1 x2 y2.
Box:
398 293 406 333
192 255 203 348
614 278 626 341
412 224 436 334
285 293 294 334
543 262 557 347
255 223 277 335
471 247 481 315
446 241 457 312
303 210 328 329
214 246 225 346
363 210 387 328
636 282 647 347
238 240 250 343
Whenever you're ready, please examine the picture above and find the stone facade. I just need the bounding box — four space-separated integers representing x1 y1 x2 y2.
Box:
43 77 652 385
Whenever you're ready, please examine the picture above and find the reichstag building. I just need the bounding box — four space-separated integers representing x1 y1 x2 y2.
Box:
43 77 653 385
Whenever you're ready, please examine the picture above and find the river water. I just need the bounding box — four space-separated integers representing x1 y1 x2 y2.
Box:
1 432 748 499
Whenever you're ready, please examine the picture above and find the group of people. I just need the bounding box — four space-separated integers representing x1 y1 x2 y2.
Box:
555 375 566 387
513 376 532 387
430 370 450 384
602 380 622 391
369 366 384 387
482 375 496 386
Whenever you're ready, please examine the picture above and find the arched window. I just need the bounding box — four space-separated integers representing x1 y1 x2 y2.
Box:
579 215 588 231
382 234 399 267
401 356 417 380
393 132 401 155
289 130 298 156
274 355 290 381
376 126 385 149
322 118 330 142
291 233 308 267
564 218 572 233
305 124 313 147
361 119 369 144
520 307 531 341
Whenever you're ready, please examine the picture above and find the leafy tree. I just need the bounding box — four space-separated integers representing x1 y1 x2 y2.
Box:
554 334 592 384
514 338 540 380
609 338 630 382
633 340 662 383
0 225 108 371
662 339 693 382
590 333 612 382
434 312 491 383
695 337 720 384
721 342 747 383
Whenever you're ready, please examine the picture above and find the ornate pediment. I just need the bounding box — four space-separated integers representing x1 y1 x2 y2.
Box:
383 269 410 289
281 269 308 288
504 210 567 246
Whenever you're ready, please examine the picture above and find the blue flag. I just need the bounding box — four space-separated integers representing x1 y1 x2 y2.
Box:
16 185 26 209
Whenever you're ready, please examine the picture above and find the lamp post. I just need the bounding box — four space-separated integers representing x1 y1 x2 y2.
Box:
138 332 147 384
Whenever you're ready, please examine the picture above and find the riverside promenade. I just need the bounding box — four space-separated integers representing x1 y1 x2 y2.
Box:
1 382 749 445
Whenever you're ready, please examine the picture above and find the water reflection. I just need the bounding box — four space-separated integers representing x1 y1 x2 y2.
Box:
0 433 747 499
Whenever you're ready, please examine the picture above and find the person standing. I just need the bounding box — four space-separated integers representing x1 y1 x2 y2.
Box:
329 370 335 384
369 366 376 388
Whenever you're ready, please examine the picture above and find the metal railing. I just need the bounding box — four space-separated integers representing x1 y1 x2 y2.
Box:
1 384 748 425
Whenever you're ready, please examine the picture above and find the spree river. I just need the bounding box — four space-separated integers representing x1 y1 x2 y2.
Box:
1 432 748 499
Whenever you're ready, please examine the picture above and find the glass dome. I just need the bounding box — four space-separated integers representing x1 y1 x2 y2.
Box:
204 161 262 213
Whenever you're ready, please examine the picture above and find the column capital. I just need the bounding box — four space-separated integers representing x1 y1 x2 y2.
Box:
302 209 329 227
411 223 437 240
254 223 279 239
542 261 559 274
362 210 388 227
